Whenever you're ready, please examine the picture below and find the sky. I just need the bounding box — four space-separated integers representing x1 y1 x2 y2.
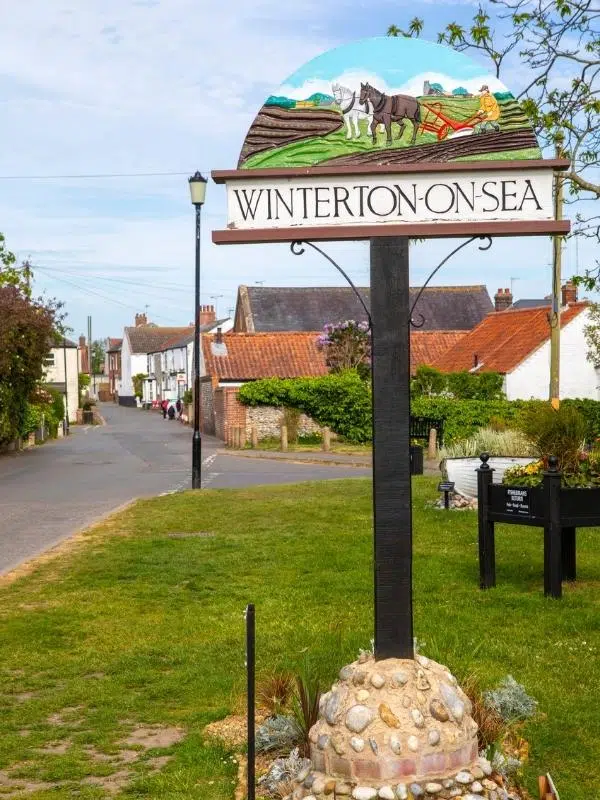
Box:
0 0 596 339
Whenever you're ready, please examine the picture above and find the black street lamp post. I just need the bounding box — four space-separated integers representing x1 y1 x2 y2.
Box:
189 171 208 489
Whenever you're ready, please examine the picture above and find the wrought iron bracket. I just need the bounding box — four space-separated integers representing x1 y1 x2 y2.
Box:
291 240 372 328
410 235 493 328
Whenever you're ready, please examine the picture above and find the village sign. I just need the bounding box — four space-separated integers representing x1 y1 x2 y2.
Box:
211 35 570 800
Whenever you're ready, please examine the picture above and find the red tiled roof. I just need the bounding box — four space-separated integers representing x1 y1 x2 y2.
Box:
432 302 589 374
410 331 467 375
202 330 467 382
107 338 122 350
203 332 328 381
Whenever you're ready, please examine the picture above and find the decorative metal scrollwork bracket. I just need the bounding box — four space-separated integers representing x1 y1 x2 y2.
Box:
291 240 372 328
410 235 492 328
290 235 493 331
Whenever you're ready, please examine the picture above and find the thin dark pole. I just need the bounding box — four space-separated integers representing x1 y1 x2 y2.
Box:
370 236 413 660
246 604 255 800
192 204 202 489
62 336 69 436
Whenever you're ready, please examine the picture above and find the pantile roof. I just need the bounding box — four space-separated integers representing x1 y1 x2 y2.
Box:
432 303 589 374
234 285 493 333
125 326 193 354
107 337 123 351
203 332 328 381
410 331 467 374
202 330 466 382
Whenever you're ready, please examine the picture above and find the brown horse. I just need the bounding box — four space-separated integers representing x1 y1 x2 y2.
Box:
359 82 421 146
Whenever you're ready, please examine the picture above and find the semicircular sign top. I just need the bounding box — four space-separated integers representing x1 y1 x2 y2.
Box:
238 36 541 170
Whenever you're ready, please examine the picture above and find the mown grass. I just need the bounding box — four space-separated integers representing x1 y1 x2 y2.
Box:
0 478 598 798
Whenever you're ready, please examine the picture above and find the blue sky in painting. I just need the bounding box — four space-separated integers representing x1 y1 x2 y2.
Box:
0 1 596 338
283 36 497 89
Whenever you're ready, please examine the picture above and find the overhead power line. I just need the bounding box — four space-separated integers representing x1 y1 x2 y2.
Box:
0 170 209 180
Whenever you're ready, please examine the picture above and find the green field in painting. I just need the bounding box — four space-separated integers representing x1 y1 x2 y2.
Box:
243 97 539 169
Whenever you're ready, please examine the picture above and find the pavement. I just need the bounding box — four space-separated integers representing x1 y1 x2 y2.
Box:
0 403 370 575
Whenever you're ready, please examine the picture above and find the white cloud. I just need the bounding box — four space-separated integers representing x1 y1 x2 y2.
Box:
279 70 508 100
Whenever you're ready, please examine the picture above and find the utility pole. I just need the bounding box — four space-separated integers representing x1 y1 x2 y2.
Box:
87 316 93 398
549 144 564 409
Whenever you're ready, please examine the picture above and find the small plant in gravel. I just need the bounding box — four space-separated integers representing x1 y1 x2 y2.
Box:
484 675 538 722
257 747 310 796
256 715 302 754
257 672 294 717
291 654 322 757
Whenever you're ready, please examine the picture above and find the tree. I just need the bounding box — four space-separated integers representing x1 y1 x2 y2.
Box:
317 321 371 378
411 366 447 396
91 339 105 375
132 373 147 400
388 2 600 284
0 234 63 441
583 303 600 366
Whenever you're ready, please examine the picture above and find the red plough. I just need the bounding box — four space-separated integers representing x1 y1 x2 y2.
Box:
419 101 482 141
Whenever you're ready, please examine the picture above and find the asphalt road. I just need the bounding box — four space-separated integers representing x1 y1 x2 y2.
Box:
0 403 369 574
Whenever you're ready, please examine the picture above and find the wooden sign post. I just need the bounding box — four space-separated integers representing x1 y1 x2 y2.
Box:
212 36 569 663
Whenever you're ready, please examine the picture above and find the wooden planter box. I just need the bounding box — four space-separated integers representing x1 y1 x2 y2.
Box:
477 453 600 599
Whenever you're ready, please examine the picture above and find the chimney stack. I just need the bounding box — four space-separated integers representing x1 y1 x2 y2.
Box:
561 280 578 307
135 313 148 327
494 287 513 312
199 304 216 327
79 335 86 348
215 327 223 344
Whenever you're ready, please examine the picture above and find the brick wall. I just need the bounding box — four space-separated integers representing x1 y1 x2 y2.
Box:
214 387 247 441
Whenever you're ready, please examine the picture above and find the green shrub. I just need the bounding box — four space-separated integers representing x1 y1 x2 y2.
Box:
182 389 193 405
239 371 372 443
411 367 504 400
519 403 587 473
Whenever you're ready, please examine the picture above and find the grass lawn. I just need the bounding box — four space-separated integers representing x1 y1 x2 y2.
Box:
246 438 372 456
0 478 598 799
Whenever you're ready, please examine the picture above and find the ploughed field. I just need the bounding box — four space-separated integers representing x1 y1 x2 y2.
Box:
240 98 540 169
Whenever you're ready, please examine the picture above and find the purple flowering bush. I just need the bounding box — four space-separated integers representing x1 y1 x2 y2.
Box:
317 320 371 379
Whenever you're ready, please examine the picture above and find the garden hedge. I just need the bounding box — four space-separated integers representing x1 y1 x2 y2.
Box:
238 373 600 445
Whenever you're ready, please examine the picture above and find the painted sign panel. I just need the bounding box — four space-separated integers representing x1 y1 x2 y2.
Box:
238 37 541 170
224 166 553 231
503 487 531 517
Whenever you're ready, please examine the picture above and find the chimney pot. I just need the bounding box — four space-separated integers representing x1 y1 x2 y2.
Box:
199 304 217 327
494 287 513 312
561 280 578 306
216 327 223 344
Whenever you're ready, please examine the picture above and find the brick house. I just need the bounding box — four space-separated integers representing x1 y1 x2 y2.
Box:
201 329 470 440
432 282 598 400
105 338 122 397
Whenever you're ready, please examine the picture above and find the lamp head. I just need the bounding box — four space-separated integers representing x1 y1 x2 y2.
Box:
189 171 208 207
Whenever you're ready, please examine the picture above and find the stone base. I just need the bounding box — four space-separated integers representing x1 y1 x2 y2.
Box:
289 767 507 799
291 654 510 800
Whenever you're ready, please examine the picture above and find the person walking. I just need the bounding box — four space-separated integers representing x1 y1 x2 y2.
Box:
167 403 175 420
175 398 182 420
161 398 168 419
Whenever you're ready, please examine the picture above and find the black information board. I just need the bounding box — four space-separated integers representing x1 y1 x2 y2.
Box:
503 487 531 517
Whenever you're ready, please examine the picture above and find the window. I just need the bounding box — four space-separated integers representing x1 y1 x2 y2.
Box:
44 353 55 367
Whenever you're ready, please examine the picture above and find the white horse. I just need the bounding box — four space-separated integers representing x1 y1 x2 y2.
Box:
332 82 373 140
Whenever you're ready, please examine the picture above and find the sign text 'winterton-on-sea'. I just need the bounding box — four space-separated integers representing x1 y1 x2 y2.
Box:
224 169 555 230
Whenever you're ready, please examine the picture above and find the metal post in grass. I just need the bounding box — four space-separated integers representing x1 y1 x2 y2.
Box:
477 453 496 589
543 456 562 599
370 236 413 660
245 604 255 800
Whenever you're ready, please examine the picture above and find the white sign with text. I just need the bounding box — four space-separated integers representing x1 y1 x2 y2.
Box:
224 168 554 231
